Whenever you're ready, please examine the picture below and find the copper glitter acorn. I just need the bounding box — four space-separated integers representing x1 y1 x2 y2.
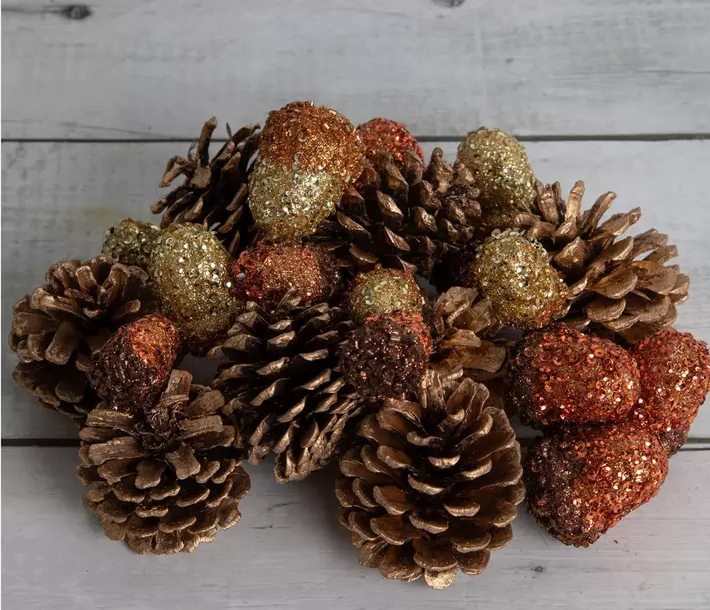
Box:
473 230 568 329
630 329 710 434
233 244 339 308
102 218 161 269
338 312 431 401
346 267 425 324
91 314 181 410
524 422 668 547
357 118 424 166
510 325 640 428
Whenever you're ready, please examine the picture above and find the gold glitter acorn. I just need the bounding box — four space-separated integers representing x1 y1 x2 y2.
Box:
346 267 425 324
473 230 567 329
457 128 535 227
150 223 241 352
102 218 161 269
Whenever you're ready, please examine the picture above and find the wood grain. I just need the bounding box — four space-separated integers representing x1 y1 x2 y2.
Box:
3 0 710 139
2 447 709 610
2 139 709 439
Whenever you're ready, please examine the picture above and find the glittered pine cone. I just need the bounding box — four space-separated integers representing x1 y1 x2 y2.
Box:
9 257 157 422
151 118 260 256
207 295 362 483
513 181 688 344
312 149 481 279
77 369 250 555
336 370 524 589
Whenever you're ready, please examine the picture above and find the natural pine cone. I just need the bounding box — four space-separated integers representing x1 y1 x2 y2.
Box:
311 149 481 279
208 295 362 483
77 369 250 555
513 181 688 344
336 370 524 589
9 257 157 422
151 117 260 257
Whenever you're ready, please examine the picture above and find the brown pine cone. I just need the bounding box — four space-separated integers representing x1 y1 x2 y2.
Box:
513 181 688 344
9 257 157 422
336 370 524 589
208 296 362 483
77 369 250 555
151 118 260 257
311 149 481 279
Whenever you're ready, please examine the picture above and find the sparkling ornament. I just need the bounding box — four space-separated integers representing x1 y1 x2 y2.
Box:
510 325 640 428
525 422 668 547
90 314 180 410
630 329 710 434
102 218 161 269
233 243 339 307
150 223 241 352
338 312 431 401
657 425 690 457
249 101 365 242
346 267 425 324
356 117 424 166
457 127 536 226
473 229 567 329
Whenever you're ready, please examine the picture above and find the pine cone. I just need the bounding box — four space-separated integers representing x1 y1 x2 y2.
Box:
77 369 250 555
513 181 689 344
311 149 481 279
208 296 362 482
336 370 524 589
151 118 260 257
9 257 156 421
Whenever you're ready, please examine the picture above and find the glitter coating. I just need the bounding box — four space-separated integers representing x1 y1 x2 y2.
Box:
338 312 430 401
347 267 425 324
457 127 536 215
630 329 710 433
102 218 161 269
473 230 568 329
91 314 180 411
356 118 424 166
233 243 339 307
657 425 690 457
525 422 668 547
248 160 343 242
510 325 640 428
150 223 242 352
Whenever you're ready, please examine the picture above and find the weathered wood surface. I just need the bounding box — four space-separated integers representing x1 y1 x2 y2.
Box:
3 139 709 439
3 0 710 139
2 447 709 610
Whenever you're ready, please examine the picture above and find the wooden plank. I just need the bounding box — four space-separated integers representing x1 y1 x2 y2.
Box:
3 0 710 139
2 447 709 610
2 140 709 439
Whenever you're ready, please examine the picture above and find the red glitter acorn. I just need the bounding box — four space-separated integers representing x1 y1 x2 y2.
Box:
525 422 668 547
356 117 424 166
509 325 640 428
630 329 710 434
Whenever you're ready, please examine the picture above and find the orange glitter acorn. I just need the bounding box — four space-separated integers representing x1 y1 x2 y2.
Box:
357 117 424 166
525 422 668 547
510 325 640 428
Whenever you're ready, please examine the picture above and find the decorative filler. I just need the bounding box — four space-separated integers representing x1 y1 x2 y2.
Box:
8 101 707 578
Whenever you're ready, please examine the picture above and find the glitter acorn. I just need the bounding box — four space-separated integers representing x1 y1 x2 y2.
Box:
249 101 365 242
150 223 242 352
102 218 161 269
473 230 568 329
338 312 431 401
525 422 668 547
356 118 424 166
658 425 690 457
346 267 425 324
233 243 339 308
510 325 640 428
90 314 181 409
630 329 710 434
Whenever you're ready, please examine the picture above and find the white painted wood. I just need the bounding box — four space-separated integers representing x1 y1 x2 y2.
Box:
3 0 710 139
3 140 709 439
2 447 709 610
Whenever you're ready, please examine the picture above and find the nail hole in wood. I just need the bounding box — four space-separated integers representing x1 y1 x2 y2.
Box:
61 4 92 20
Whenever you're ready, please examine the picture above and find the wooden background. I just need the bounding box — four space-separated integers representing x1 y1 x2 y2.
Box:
2 1 709 608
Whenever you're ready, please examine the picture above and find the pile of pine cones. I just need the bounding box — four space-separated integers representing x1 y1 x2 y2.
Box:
9 103 708 589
